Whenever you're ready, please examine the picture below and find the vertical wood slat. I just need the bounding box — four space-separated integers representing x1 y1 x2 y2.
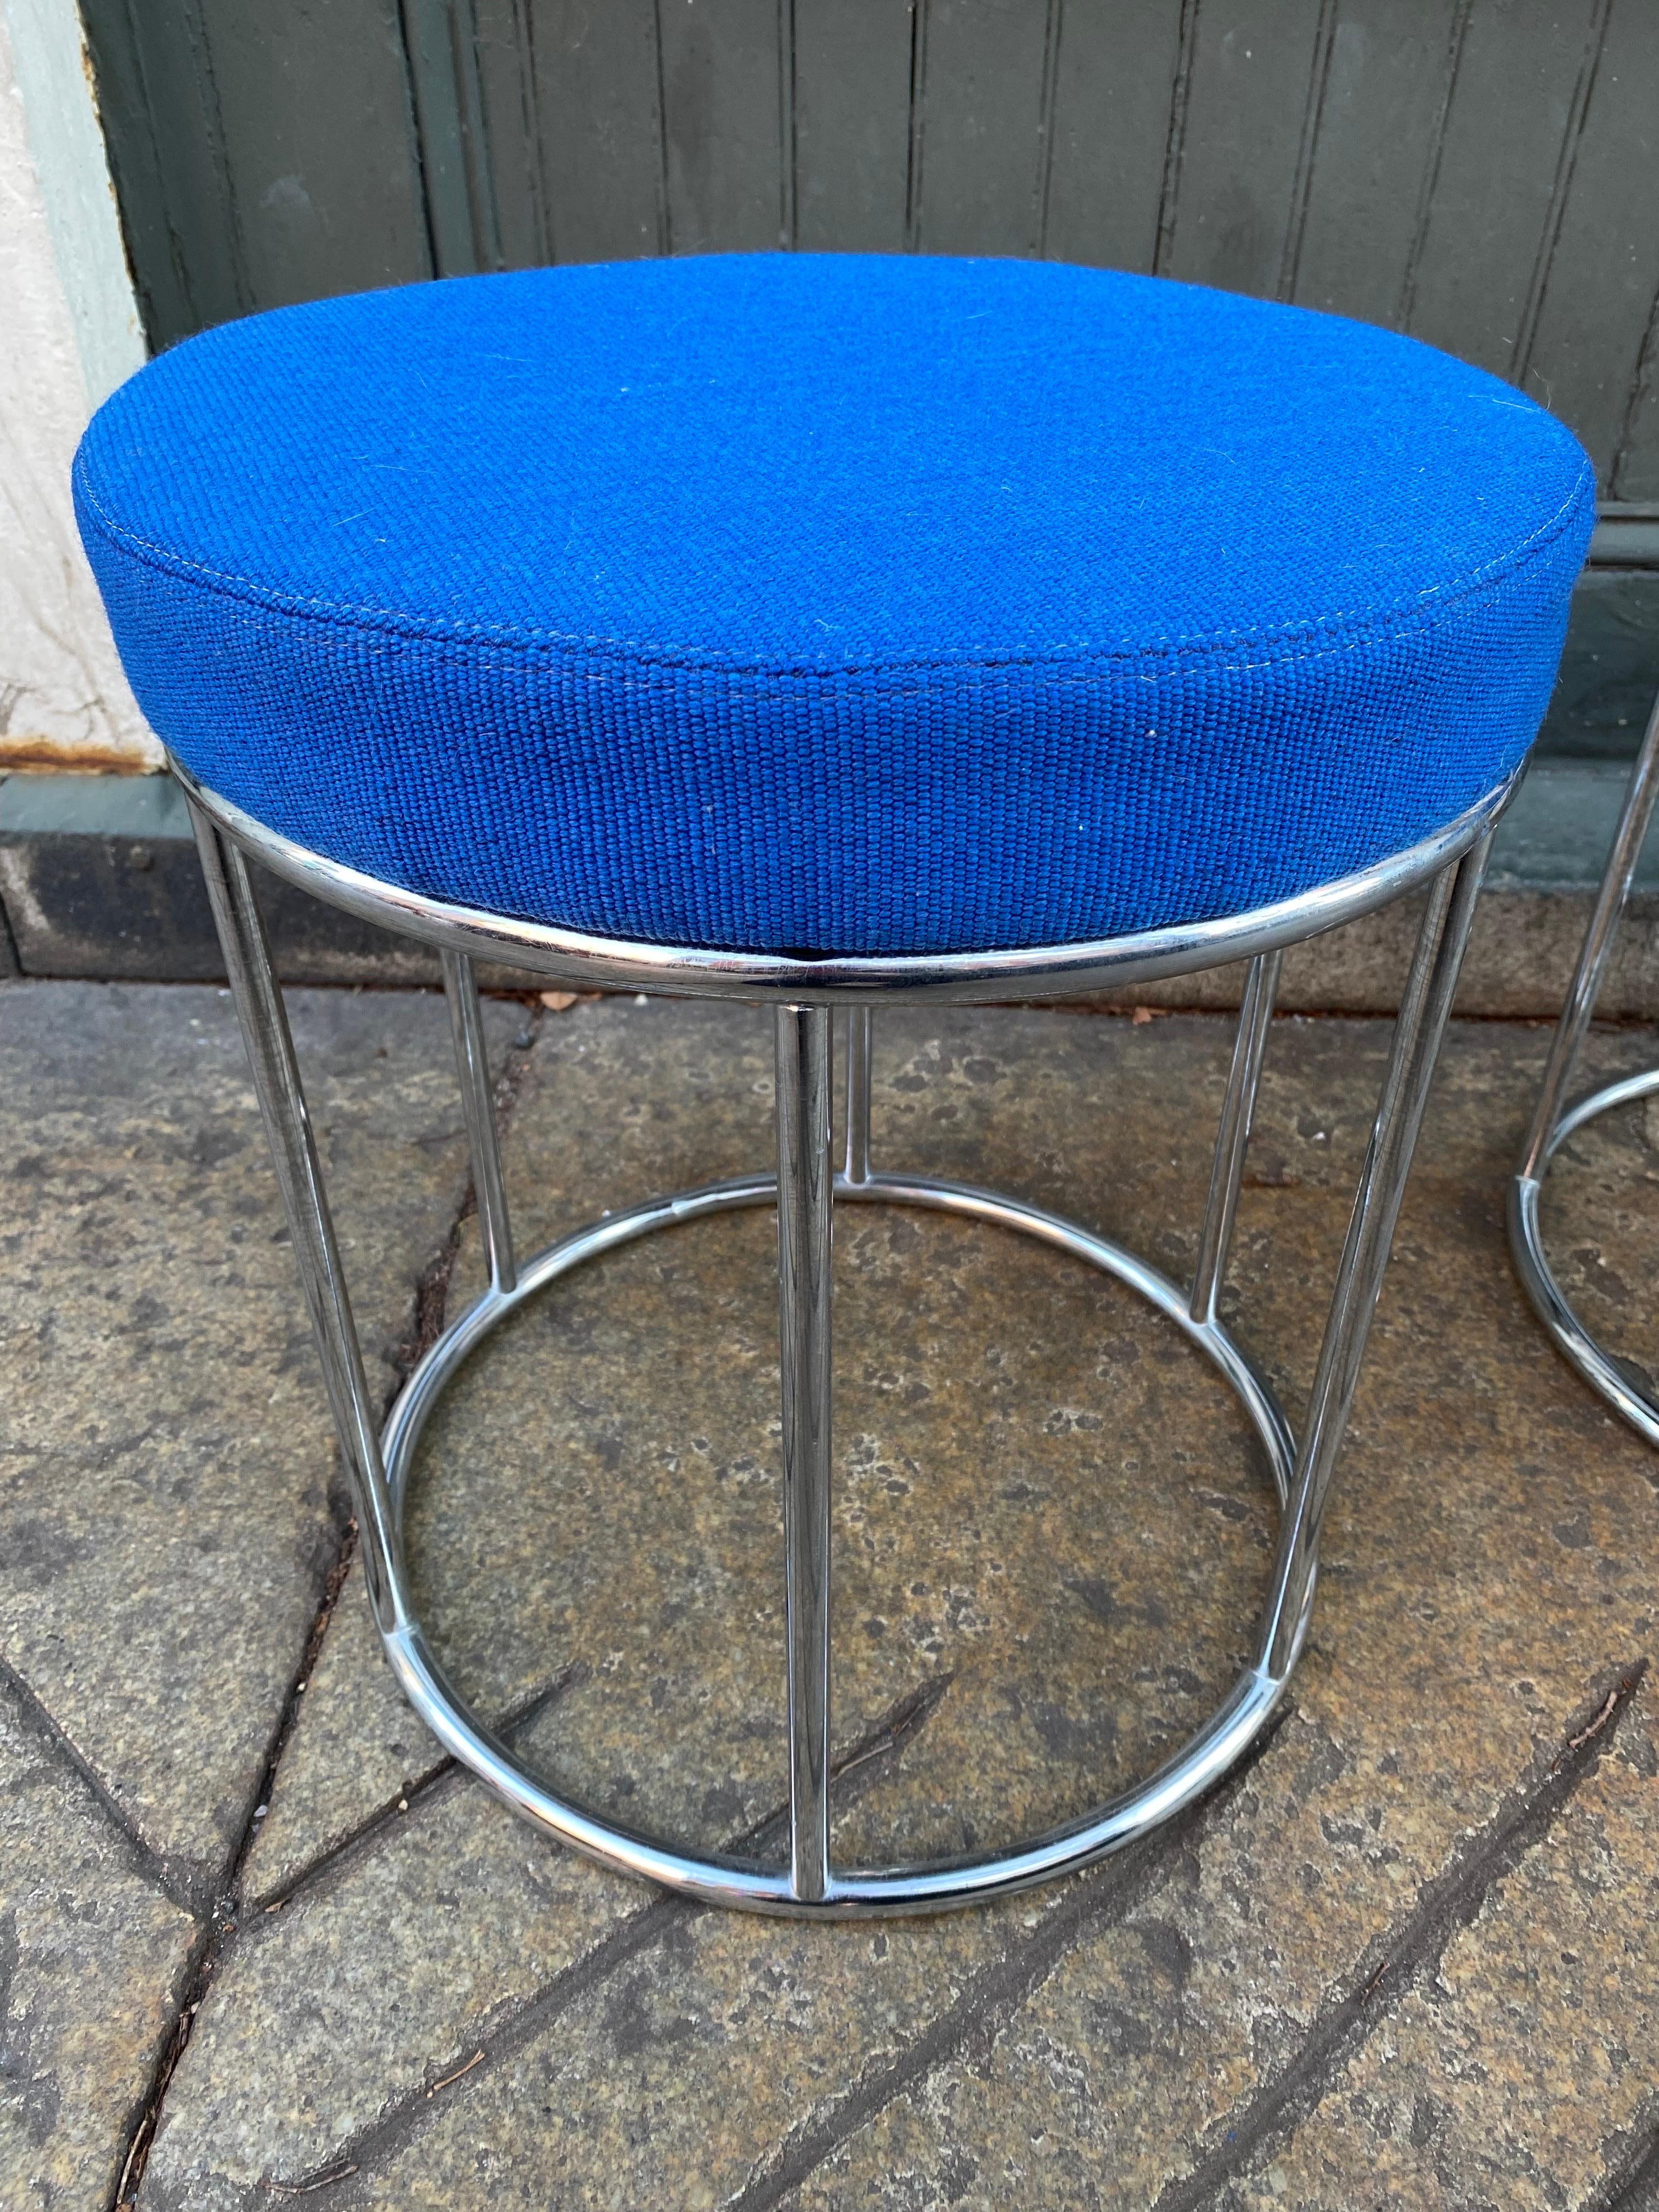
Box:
78 0 250 347
455 0 507 272
905 0 929 249
656 0 785 254
82 0 1659 507
1162 0 1335 301
1615 312 1659 500
522 0 663 263
1405 0 1601 379
402 0 505 276
471 0 551 268
1275 0 1340 301
195 0 433 312
793 0 914 253
1153 0 1201 277
1510 0 1616 385
1044 0 1185 275
402 0 470 273
1290 0 1466 329
910 0 1053 258
1521 0 1659 486
777 0 796 249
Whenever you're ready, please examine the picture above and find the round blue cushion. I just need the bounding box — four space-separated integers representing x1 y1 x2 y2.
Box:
75 255 1593 957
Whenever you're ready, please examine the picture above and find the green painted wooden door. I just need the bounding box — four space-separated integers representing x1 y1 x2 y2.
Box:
81 0 1659 751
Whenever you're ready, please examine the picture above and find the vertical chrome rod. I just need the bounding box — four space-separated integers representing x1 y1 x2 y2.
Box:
187 804 409 1635
843 1007 873 1186
1517 693 1659 1181
1258 835 1492 1682
442 950 517 1294
1190 950 1283 1325
775 1005 834 1903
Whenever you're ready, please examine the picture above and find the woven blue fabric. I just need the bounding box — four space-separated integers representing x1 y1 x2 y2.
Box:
75 255 1592 955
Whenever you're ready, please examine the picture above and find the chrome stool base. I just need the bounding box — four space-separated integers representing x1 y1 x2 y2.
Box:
379 1169 1301 1917
1510 1071 1659 1446
1510 692 1659 1447
181 764 1503 1915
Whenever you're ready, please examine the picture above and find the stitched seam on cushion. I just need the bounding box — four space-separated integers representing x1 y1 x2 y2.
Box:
74 446 1591 671
73 447 1593 680
156 570 1558 693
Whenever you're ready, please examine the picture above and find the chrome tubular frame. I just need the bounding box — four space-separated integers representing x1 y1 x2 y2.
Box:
185 766 1506 1916
1509 691 1659 1447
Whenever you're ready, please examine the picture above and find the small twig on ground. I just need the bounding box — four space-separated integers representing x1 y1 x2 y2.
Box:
265 2165 358 2196
427 2050 485 2097
1563 1687 1621 1759
114 2120 145 2210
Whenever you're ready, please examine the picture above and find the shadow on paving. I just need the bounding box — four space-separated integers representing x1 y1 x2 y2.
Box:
4 986 1658 2208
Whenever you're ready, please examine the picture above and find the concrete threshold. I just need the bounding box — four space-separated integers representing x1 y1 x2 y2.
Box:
0 758 1654 1017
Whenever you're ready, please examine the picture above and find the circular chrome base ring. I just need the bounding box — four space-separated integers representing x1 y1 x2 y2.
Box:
1509 1066 1659 1449
373 1170 1308 1916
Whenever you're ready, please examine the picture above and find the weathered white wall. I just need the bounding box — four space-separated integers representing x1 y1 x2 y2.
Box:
1 0 157 769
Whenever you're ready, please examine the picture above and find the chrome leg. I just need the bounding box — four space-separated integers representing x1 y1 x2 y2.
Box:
1190 950 1282 1326
182 774 1508 1913
1258 836 1492 1681
1508 695 1659 1443
1517 699 1659 1184
843 1007 873 1187
442 950 517 1294
187 802 409 1636
775 1005 834 1903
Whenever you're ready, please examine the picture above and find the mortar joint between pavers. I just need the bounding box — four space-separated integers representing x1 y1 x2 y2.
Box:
244 1661 588 1921
1584 2090 1659 2212
1147 1653 1650 2212
0 1651 209 1921
242 1669 966 2204
725 1709 1289 2212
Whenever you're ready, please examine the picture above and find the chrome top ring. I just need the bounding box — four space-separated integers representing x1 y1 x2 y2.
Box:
172 756 1516 1007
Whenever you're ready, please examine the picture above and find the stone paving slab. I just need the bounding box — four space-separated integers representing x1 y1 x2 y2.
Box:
1223 1681 1659 2212
0 978 520 2211
0 1666 197 2209
0 980 516 1886
244 999 1267 1892
125 998 1659 2209
236 1566 424 1909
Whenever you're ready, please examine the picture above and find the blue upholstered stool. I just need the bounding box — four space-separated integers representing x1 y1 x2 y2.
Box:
77 255 1592 1915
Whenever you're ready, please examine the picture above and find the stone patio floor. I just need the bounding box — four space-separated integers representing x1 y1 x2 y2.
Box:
3 976 1658 2211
